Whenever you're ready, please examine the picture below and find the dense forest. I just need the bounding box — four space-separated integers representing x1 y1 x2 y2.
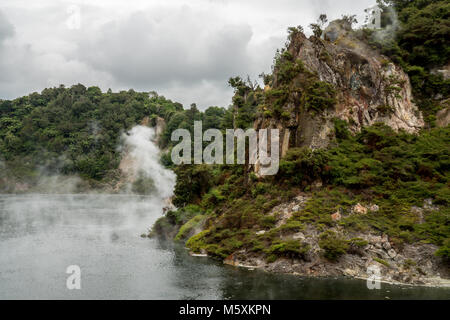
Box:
0 0 449 268
0 85 238 189
369 0 450 124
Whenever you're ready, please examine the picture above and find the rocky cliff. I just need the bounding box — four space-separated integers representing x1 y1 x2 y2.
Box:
255 20 424 158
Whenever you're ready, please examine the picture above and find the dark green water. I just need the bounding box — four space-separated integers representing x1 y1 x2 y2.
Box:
0 194 448 300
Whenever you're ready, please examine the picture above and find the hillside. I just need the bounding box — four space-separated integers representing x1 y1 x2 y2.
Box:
151 1 450 285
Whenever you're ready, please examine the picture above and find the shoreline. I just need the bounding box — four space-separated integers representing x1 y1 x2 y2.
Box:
188 249 450 289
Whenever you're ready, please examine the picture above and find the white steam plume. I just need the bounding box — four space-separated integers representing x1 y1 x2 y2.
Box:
120 125 176 199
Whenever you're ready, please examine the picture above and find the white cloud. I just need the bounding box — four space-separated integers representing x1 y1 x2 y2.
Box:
0 0 376 109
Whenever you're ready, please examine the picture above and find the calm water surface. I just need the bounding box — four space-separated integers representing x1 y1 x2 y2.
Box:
0 194 448 300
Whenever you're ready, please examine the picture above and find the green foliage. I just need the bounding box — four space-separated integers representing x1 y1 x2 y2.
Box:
274 53 306 85
251 182 271 197
434 238 450 261
304 81 337 112
0 84 183 184
228 76 261 129
287 25 304 45
318 231 349 261
309 23 323 38
333 118 351 141
264 49 336 118
278 147 329 185
185 230 210 254
374 257 391 268
266 240 310 261
367 0 450 125
172 165 214 207
175 215 206 241
202 188 225 207
322 124 450 191
166 204 203 226
394 1 450 68
150 216 175 239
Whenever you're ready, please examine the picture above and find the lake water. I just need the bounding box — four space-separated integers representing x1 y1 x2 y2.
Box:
0 194 448 300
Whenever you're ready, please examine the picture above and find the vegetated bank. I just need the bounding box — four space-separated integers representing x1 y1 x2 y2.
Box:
150 1 450 286
0 0 448 287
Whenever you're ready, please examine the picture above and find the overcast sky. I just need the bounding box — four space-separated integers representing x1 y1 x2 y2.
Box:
0 0 376 109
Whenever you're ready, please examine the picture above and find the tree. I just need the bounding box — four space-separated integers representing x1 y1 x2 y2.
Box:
318 14 328 27
341 14 358 29
310 14 328 38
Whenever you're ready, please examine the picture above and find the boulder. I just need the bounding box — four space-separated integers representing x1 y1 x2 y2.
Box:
292 232 306 240
331 211 342 221
388 249 397 258
423 198 439 211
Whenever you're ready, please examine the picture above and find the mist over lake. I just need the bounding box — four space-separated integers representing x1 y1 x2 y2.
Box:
0 194 448 300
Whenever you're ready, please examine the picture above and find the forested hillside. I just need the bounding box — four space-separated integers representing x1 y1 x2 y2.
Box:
0 85 239 190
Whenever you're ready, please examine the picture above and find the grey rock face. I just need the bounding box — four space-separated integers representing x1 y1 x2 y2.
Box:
254 20 424 157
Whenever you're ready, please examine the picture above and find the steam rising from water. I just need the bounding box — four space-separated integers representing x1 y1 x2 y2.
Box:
120 125 176 198
0 124 176 240
0 125 179 299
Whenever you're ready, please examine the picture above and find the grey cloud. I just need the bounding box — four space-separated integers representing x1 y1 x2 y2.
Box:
0 0 377 108
77 9 253 89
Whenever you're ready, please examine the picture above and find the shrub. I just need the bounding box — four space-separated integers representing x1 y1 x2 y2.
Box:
318 231 349 261
435 239 450 262
266 240 310 260
175 215 206 241
374 257 391 268
185 230 209 253
304 81 337 112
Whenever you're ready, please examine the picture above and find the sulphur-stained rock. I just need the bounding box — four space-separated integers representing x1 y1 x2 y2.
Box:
224 254 238 266
331 211 342 221
352 203 368 215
